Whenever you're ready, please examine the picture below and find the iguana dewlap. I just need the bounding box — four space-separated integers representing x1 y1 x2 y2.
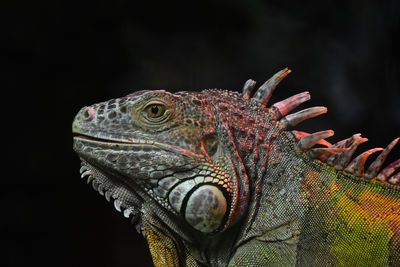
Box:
72 69 400 266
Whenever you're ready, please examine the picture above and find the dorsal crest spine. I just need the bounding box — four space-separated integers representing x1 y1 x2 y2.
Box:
242 68 400 186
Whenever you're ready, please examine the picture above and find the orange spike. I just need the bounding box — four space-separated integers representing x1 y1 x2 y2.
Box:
253 68 291 106
271 91 310 118
242 79 256 100
365 137 400 180
376 158 400 182
345 148 383 177
281 106 327 129
307 147 349 162
298 130 334 151
331 138 368 169
292 130 332 147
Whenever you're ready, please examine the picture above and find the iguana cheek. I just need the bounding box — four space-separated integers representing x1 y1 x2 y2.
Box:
184 185 227 233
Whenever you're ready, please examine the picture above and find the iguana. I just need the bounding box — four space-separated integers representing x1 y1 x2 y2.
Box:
72 69 400 266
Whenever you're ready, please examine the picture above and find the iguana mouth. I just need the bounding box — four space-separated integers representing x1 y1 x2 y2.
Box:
74 133 200 160
73 134 144 145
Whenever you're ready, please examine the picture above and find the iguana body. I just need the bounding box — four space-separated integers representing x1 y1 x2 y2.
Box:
72 69 400 266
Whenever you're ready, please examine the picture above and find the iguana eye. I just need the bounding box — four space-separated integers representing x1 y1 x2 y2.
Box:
146 103 165 118
136 99 174 127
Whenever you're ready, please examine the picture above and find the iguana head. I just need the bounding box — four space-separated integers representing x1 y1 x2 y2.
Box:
72 89 248 237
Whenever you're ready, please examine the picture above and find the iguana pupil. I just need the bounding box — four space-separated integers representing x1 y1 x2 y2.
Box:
148 104 164 117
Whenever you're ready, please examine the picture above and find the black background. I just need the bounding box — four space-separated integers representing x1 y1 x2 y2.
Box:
3 1 400 266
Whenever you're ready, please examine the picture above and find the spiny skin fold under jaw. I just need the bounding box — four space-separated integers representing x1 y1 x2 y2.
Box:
78 159 142 228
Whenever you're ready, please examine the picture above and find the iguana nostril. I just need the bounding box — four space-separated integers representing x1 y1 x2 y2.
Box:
81 107 94 121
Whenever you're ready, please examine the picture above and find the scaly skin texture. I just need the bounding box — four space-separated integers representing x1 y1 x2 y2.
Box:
72 69 400 266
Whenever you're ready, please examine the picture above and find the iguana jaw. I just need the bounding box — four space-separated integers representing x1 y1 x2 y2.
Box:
73 135 201 234
73 132 168 233
73 129 243 237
